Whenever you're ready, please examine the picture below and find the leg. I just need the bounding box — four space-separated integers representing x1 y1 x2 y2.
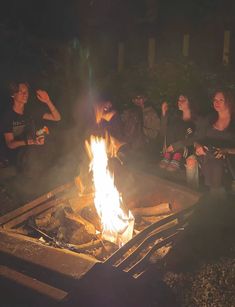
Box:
159 152 171 169
201 155 226 202
185 155 199 189
166 152 182 172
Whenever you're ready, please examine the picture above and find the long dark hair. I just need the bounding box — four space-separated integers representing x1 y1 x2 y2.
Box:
210 89 235 128
176 91 199 121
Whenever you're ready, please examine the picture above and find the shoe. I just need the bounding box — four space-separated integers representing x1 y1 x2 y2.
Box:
159 159 170 169
166 160 180 172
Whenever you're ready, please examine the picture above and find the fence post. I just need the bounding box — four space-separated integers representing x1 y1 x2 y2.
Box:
222 30 230 66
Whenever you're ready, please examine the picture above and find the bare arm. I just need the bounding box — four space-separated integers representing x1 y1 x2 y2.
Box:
42 100 61 121
36 90 61 122
4 133 26 149
4 133 44 149
214 147 235 159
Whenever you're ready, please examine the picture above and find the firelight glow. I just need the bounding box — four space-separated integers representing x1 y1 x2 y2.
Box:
87 136 134 246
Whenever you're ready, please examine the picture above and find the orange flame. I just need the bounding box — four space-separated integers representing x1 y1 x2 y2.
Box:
86 136 134 246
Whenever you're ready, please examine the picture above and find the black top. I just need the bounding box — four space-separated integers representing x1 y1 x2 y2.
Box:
195 115 235 149
99 113 126 143
0 104 46 162
161 111 196 151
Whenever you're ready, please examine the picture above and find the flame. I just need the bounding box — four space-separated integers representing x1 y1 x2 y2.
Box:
86 136 134 246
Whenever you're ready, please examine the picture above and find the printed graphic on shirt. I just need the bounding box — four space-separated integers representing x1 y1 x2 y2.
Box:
12 119 26 139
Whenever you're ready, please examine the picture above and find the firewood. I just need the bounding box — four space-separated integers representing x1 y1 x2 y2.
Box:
131 203 172 217
64 210 96 235
68 194 94 212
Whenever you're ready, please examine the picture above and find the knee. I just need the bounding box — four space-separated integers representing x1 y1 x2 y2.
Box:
186 155 198 170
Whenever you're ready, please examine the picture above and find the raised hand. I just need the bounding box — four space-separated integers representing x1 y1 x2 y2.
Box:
36 90 51 104
214 148 227 159
161 101 168 117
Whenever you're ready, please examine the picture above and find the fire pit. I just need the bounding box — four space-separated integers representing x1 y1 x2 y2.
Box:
0 134 202 305
0 168 201 305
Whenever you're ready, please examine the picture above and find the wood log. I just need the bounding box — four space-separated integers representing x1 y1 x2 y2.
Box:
131 203 172 217
64 210 96 235
68 194 94 212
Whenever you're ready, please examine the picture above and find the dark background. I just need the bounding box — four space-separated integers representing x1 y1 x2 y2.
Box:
1 0 235 121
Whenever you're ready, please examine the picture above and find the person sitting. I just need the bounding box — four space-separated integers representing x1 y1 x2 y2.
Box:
87 96 127 161
122 93 160 156
159 93 198 175
0 81 61 175
194 89 235 199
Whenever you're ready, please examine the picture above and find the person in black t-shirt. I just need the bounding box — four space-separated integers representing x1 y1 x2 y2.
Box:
0 81 61 174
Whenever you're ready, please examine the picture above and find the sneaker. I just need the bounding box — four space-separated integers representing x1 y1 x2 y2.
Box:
166 160 180 172
159 159 170 169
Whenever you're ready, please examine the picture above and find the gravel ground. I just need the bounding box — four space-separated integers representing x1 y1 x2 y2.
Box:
161 194 235 307
164 256 235 307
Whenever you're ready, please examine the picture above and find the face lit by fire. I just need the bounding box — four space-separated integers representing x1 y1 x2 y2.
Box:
178 95 189 111
12 83 29 105
213 92 229 113
95 101 112 124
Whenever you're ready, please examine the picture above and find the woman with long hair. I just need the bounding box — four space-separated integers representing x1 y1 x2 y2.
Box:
159 93 198 175
194 89 235 198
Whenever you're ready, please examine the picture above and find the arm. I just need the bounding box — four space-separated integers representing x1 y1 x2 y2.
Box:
214 147 235 159
36 90 61 122
4 133 44 149
159 101 172 139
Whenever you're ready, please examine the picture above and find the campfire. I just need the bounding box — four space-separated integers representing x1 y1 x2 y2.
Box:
0 152 202 306
0 132 202 284
85 135 134 246
1 134 183 263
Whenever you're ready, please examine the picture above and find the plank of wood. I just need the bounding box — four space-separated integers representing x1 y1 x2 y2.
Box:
0 265 67 301
0 182 73 226
2 197 68 229
0 230 98 279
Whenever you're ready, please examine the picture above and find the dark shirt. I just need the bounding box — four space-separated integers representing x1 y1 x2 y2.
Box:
0 108 31 140
0 105 45 162
195 115 235 149
161 111 196 150
100 113 126 143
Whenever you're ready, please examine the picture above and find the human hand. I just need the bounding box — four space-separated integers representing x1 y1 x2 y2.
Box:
214 148 227 159
36 90 51 104
166 145 174 153
28 136 45 145
161 101 168 117
195 144 207 156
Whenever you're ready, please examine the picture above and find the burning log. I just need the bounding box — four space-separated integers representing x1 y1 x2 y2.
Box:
64 210 96 235
131 203 172 217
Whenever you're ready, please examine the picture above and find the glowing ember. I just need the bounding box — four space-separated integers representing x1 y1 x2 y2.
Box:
86 136 134 246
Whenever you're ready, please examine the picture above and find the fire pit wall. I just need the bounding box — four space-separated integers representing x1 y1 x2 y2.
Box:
124 171 200 212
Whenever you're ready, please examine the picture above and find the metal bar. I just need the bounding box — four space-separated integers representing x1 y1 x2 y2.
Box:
127 232 179 276
2 197 69 229
0 182 73 226
116 223 182 270
0 265 67 302
106 205 194 265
